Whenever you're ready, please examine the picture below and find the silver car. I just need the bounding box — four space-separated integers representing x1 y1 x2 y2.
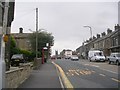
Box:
108 53 120 66
71 55 79 61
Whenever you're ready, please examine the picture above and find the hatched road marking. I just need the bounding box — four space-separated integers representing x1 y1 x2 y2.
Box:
75 71 80 75
66 69 94 76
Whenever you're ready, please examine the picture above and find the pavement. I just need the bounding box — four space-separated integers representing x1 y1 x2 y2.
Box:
18 60 63 89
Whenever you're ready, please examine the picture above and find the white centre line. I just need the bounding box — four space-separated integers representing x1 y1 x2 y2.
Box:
101 69 118 74
111 78 120 83
91 65 99 67
99 74 106 77
83 63 118 74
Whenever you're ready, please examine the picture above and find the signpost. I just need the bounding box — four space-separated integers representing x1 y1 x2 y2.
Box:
0 35 5 89
0 0 9 89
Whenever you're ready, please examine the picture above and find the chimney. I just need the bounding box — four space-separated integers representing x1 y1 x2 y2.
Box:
19 27 23 33
93 36 96 39
101 32 106 37
114 24 120 30
89 37 92 41
96 34 100 38
107 28 112 34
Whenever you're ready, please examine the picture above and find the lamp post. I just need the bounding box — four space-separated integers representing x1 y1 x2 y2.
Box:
83 26 92 39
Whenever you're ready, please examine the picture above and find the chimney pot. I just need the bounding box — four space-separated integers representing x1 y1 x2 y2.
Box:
19 27 23 33
107 28 112 34
97 34 100 38
101 32 106 37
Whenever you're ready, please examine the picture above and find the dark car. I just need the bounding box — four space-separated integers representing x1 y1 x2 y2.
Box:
11 54 25 66
57 56 61 59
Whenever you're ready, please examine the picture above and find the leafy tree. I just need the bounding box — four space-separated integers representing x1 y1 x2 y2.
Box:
10 36 35 62
10 36 21 58
28 31 54 57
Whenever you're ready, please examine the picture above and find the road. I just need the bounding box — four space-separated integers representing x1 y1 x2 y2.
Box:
54 59 120 89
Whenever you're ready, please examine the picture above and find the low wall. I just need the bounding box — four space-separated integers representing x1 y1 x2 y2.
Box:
33 58 42 70
5 63 33 88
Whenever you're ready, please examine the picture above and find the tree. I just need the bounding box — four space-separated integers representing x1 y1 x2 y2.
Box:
10 36 20 58
10 36 35 61
28 31 54 57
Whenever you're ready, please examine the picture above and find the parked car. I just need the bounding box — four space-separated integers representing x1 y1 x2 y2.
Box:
71 55 79 61
88 50 105 62
65 56 71 59
11 54 25 66
105 56 110 61
57 56 61 59
108 53 120 66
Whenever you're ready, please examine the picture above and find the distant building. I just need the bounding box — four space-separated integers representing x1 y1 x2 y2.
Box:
76 24 120 59
11 28 32 51
110 24 120 52
55 50 58 56
60 49 72 58
94 29 113 56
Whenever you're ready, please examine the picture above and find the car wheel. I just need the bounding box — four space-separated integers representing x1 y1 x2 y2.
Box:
116 60 120 66
90 59 91 62
103 60 105 62
109 60 111 64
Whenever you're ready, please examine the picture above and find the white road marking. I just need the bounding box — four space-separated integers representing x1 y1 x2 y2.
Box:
99 74 106 77
79 71 85 75
84 64 99 67
83 63 118 74
84 64 89 65
55 64 65 89
85 68 89 70
101 69 118 74
58 75 65 89
91 65 99 67
75 71 80 75
111 78 120 83
52 61 74 88
91 70 95 73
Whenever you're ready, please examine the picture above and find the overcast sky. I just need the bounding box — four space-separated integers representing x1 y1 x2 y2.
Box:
11 0 118 55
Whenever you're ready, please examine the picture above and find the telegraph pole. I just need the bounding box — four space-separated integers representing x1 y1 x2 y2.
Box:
0 0 9 89
36 8 38 59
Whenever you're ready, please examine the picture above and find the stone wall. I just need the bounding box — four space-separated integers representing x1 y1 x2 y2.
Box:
33 58 42 70
5 63 33 88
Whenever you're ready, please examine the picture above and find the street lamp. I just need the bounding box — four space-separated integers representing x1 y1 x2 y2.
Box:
83 26 92 39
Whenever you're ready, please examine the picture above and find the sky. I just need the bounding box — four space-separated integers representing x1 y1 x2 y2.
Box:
11 0 118 55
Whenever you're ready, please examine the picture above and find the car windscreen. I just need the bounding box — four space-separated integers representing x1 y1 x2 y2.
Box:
11 54 24 59
116 53 120 57
95 52 103 56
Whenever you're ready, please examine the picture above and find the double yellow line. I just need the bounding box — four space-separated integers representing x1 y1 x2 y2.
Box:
52 61 74 90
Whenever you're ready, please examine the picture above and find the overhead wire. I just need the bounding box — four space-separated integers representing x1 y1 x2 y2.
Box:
14 9 35 22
